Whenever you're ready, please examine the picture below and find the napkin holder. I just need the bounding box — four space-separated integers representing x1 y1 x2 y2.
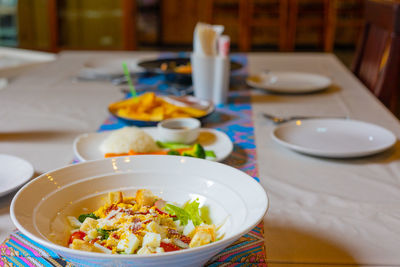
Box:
191 54 230 105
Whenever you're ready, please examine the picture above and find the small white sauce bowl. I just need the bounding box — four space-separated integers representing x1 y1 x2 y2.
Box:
157 118 201 144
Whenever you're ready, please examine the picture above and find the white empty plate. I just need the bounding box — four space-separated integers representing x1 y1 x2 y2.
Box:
74 128 233 162
0 154 34 197
272 119 397 158
78 58 142 80
246 71 332 93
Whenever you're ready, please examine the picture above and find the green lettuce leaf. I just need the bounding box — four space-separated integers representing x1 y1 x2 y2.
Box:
164 204 190 225
78 213 99 223
184 199 203 226
97 228 110 240
200 205 211 224
156 141 191 149
205 150 216 158
165 199 210 226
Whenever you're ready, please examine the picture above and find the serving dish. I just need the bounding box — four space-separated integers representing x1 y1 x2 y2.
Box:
109 95 215 127
73 127 233 162
10 155 268 266
138 57 242 75
137 57 242 84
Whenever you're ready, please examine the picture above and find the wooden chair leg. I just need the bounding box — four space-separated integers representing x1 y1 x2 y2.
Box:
286 0 298 51
122 0 137 50
324 0 337 52
239 0 251 52
279 0 289 51
48 0 58 52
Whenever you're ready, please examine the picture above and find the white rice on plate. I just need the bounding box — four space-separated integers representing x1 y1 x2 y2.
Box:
99 127 159 154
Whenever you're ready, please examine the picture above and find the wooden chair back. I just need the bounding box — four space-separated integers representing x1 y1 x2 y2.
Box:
286 0 336 52
352 0 400 113
238 0 289 51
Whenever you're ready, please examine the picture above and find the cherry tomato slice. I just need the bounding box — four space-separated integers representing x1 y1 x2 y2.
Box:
68 231 86 245
180 236 191 244
160 241 181 252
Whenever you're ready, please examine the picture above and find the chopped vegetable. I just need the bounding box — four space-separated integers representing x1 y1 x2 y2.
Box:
200 206 212 224
164 204 190 225
160 241 181 252
67 190 220 254
68 231 86 244
167 150 180 156
205 150 216 159
78 213 99 223
105 149 168 158
97 228 114 240
156 141 191 150
183 199 202 226
181 144 206 159
165 199 205 226
104 143 214 160
154 199 167 209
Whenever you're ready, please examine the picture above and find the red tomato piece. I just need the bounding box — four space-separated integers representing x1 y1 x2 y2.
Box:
160 241 181 252
68 231 86 245
180 236 191 244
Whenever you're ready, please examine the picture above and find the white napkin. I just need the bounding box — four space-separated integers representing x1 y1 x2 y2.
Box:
193 23 224 56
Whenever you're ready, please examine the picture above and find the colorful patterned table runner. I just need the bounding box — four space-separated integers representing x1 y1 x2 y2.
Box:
1 54 267 267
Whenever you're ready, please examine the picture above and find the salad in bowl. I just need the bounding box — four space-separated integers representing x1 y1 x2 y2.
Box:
67 189 222 255
10 155 268 267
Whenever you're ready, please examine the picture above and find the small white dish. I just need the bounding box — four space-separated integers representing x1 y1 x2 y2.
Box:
158 118 200 144
78 58 141 80
0 47 55 72
74 127 233 162
0 154 34 197
10 155 268 266
272 119 397 158
246 71 332 93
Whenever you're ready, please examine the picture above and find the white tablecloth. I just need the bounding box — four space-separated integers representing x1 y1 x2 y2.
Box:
1 52 399 266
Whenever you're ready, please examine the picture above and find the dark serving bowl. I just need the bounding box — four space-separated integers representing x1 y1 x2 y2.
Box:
138 57 243 85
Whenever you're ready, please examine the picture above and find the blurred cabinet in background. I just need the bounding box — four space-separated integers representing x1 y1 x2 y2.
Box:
13 0 365 52
17 0 137 51
17 0 53 51
58 0 125 50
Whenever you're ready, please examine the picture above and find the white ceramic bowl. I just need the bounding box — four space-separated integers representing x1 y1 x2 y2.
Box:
10 155 268 267
157 118 201 144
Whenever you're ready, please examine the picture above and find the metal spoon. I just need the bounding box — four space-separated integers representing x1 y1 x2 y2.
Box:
262 113 348 124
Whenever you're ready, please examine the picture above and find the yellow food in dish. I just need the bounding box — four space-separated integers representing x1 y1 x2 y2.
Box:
174 64 192 74
247 75 262 83
67 190 219 255
160 62 191 74
109 92 207 121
